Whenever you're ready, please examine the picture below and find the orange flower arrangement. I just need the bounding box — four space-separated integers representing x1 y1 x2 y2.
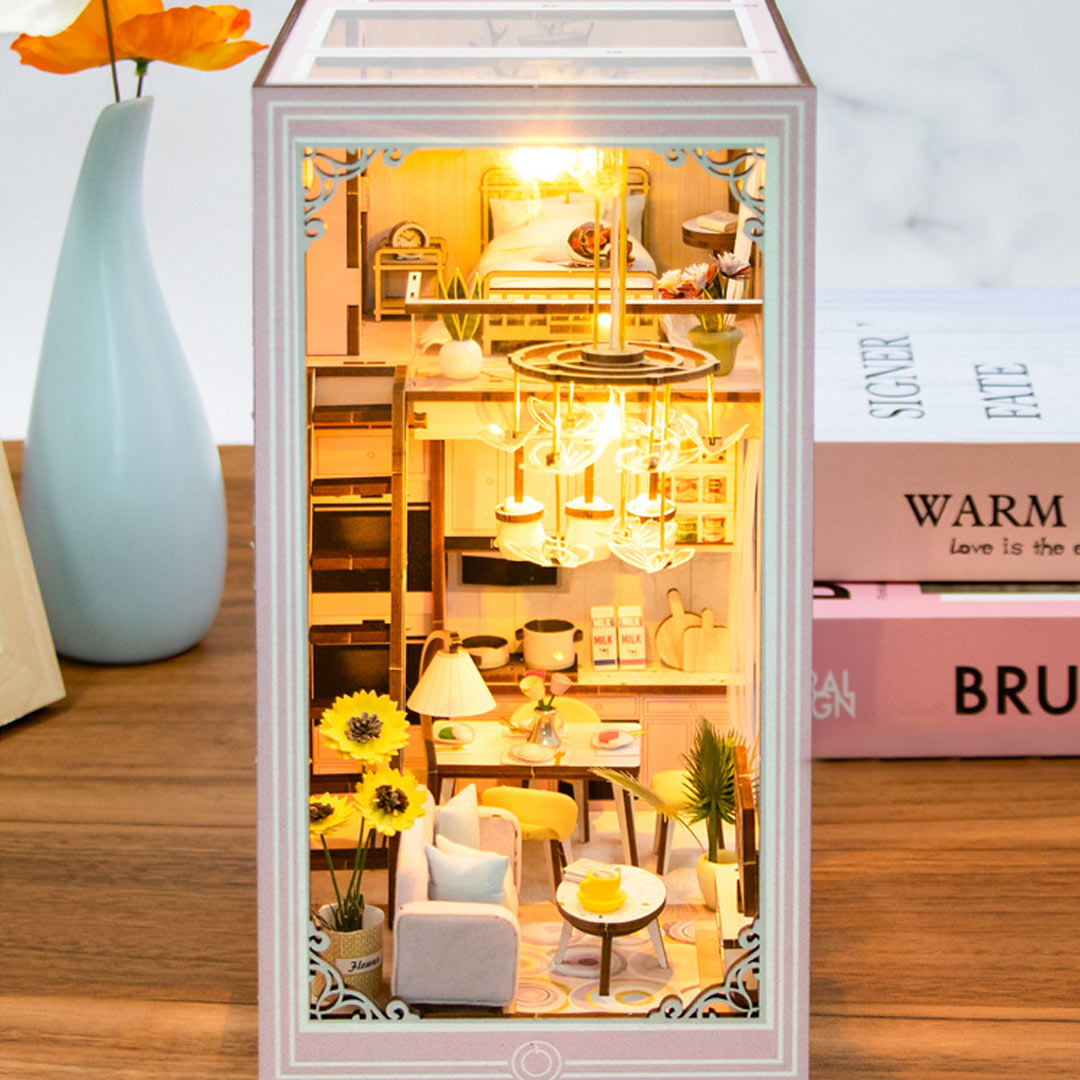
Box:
11 0 265 98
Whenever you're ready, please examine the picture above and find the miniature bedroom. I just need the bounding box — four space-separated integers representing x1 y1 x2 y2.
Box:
302 142 765 1017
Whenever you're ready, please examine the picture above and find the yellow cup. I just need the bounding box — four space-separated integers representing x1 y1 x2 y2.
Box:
577 867 625 913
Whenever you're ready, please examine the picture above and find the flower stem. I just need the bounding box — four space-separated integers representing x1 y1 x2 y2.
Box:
135 59 148 99
344 823 377 915
319 835 345 923
100 0 121 104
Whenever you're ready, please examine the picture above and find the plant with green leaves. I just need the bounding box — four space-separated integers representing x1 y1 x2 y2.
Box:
592 717 740 861
439 267 481 341
682 716 737 861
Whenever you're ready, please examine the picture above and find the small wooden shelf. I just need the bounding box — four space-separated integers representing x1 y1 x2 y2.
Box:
373 240 446 321
310 551 391 572
478 656 729 695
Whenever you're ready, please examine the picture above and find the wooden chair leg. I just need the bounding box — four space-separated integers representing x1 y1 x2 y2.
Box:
655 816 671 877
572 779 590 843
549 838 567 890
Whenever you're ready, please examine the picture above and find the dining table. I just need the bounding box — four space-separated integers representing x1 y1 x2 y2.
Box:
433 719 642 865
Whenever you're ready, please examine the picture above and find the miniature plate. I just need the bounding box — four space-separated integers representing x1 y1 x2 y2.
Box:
432 722 475 746
506 742 556 764
591 728 635 750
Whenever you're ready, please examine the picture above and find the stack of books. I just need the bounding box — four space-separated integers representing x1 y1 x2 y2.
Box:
811 289 1080 757
561 858 619 884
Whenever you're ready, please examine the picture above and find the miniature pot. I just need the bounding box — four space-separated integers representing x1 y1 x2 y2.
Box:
517 618 582 671
314 903 385 1000
696 851 739 911
688 324 743 376
462 634 511 670
439 338 483 380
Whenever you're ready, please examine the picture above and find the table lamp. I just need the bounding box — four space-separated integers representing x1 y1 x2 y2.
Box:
406 632 497 730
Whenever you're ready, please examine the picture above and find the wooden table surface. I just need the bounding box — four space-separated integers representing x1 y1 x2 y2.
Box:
2 443 1079 1079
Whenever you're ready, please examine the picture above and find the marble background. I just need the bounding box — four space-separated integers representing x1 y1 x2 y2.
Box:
1 0 1077 442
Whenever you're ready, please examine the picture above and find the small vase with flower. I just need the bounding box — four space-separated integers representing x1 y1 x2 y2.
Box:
518 669 574 749
657 252 752 376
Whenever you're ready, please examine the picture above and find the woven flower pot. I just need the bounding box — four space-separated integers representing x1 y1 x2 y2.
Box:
315 903 385 1000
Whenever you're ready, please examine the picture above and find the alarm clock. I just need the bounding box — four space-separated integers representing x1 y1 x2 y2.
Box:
388 220 429 250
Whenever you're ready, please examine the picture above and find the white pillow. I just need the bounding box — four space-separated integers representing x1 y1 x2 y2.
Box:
435 783 480 848
425 842 509 905
489 192 590 237
435 834 515 909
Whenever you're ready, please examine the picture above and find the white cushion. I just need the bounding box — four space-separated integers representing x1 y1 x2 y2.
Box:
425 843 509 905
436 783 480 848
435 834 517 913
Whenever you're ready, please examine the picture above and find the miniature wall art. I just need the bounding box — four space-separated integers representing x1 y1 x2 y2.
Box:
254 3 814 1077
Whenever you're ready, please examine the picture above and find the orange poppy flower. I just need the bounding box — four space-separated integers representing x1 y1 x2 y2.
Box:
12 0 266 75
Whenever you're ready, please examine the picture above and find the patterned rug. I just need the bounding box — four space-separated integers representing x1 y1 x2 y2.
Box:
511 805 732 1016
515 901 706 1015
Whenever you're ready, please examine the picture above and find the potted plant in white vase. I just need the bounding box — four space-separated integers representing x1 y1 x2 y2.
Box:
437 267 483 380
593 717 741 910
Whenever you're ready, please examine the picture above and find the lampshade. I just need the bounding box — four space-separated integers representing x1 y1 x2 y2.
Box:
406 646 497 718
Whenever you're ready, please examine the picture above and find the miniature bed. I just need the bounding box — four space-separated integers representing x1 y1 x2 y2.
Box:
475 166 660 353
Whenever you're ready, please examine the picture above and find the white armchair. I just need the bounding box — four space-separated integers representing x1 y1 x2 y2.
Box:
392 789 522 1008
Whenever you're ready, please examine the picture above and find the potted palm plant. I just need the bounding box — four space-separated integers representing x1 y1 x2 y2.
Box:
592 717 740 910
682 717 739 909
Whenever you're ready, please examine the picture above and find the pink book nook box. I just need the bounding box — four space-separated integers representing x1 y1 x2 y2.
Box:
253 3 815 1078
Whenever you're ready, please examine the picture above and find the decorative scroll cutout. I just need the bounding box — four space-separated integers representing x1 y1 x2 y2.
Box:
649 919 761 1019
303 148 410 245
665 148 765 243
308 922 419 1020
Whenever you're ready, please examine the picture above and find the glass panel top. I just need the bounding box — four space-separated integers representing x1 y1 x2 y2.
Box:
266 1 805 86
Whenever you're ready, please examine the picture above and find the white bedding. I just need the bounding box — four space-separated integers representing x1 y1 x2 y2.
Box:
474 210 657 288
418 205 657 351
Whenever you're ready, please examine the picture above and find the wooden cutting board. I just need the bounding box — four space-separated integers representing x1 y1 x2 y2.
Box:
683 608 730 673
655 587 700 669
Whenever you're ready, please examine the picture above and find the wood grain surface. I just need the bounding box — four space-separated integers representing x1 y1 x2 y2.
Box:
2 442 1078 1078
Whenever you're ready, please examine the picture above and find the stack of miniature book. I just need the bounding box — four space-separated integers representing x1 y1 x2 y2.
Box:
811 289 1080 757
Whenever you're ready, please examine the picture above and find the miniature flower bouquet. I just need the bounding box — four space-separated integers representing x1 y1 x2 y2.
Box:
311 691 424 934
657 251 751 332
519 669 574 712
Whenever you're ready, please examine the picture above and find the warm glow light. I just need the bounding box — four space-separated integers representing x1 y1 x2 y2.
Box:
509 146 596 183
597 313 612 331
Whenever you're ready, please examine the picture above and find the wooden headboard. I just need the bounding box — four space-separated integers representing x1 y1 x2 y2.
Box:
479 165 650 248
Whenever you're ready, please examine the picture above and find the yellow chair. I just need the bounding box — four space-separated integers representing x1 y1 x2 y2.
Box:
508 697 600 842
650 769 692 876
480 786 578 894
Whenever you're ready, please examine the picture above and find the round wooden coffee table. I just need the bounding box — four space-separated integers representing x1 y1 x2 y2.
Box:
554 865 669 997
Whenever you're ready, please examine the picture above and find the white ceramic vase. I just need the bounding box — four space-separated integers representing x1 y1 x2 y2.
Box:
20 98 227 663
439 337 483 380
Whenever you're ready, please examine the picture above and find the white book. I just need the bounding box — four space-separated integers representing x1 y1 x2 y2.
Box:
815 288 1080 582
